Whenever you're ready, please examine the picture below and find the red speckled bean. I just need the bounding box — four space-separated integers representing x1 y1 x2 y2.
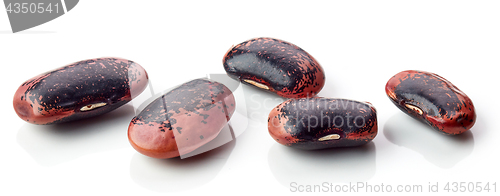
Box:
385 70 476 135
223 37 325 98
128 79 236 159
268 98 377 150
13 58 148 125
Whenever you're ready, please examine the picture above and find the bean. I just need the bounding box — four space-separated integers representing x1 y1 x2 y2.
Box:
385 70 476 135
128 79 236 159
223 37 325 98
13 57 148 125
268 98 377 150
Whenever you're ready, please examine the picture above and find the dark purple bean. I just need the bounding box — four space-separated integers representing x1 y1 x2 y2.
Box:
268 98 377 150
223 37 325 98
385 70 476 135
13 57 148 125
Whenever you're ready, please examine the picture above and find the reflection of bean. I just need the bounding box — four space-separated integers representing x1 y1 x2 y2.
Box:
13 58 148 125
223 37 325 98
128 79 236 159
385 70 476 135
268 98 377 150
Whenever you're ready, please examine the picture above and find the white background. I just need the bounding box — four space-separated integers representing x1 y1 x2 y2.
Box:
1 0 499 195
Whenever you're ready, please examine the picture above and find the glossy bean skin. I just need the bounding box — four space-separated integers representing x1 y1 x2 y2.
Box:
223 37 325 98
385 70 476 135
13 58 148 125
128 79 236 159
268 98 377 150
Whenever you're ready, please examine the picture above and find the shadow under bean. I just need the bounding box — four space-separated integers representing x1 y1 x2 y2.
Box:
383 113 474 169
129 132 236 192
16 104 135 167
268 142 376 189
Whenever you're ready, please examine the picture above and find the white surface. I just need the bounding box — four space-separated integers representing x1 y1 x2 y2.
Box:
1 0 499 195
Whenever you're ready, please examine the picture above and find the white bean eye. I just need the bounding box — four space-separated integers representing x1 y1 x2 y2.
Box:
80 102 107 112
243 79 269 90
405 104 423 115
318 134 340 141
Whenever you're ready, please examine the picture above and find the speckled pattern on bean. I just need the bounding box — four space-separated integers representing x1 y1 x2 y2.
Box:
268 98 377 150
13 57 148 125
385 70 476 135
128 79 236 159
223 37 325 98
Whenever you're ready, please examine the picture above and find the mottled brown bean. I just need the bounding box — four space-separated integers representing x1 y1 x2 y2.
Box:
385 70 476 135
268 98 377 150
13 58 148 125
128 79 236 159
223 37 325 98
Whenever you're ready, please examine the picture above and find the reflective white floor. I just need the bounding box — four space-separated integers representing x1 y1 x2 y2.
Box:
2 1 499 195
